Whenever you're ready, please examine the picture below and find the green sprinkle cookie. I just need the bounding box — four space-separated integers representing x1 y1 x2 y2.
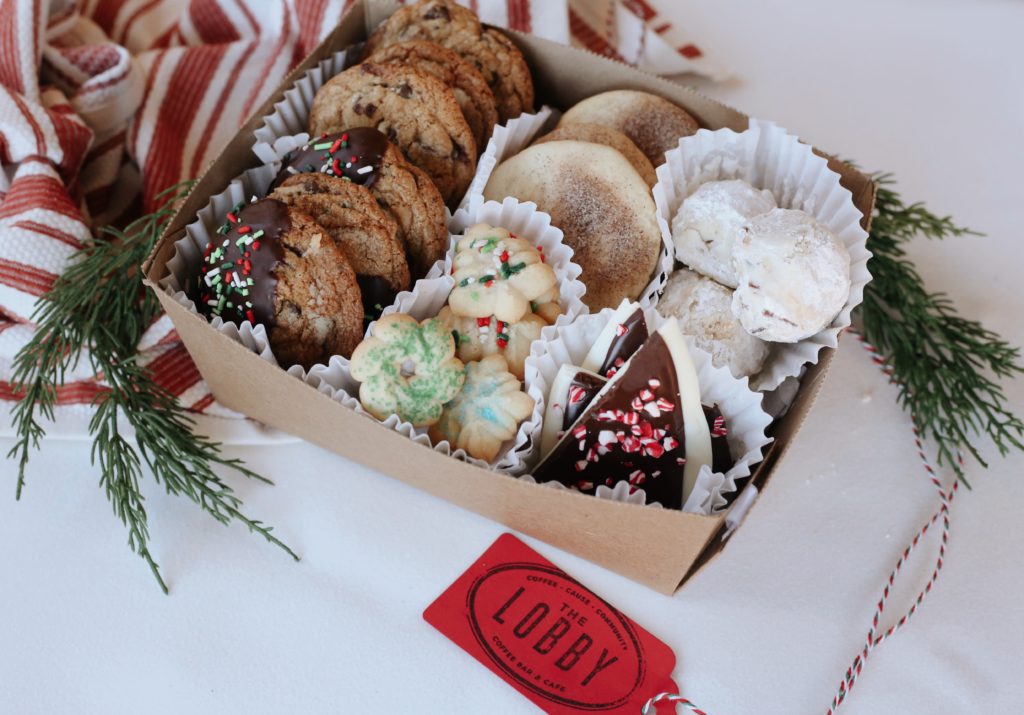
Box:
350 313 466 426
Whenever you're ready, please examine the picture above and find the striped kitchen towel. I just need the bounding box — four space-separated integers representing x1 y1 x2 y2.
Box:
0 0 720 438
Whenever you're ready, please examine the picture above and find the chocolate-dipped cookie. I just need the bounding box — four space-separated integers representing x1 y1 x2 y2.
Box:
308 62 477 206
368 40 498 152
363 0 534 122
193 198 364 369
581 301 650 379
539 364 607 457
271 128 447 277
269 173 410 323
532 321 715 509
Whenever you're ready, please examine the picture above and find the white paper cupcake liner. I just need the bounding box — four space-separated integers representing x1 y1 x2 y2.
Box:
447 196 588 326
464 105 674 310
521 305 773 515
460 105 556 210
252 50 351 165
653 119 872 392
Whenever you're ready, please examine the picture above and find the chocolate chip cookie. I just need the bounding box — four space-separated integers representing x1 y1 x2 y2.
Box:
271 128 448 278
269 173 410 322
368 40 498 152
308 62 476 207
363 0 534 122
194 198 364 368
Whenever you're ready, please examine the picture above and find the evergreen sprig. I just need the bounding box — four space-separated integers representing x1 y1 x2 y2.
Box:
855 172 1024 483
8 182 298 593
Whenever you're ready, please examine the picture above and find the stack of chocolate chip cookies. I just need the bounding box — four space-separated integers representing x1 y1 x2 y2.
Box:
193 0 535 370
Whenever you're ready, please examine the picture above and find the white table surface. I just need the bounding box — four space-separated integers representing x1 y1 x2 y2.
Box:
2 1 1023 713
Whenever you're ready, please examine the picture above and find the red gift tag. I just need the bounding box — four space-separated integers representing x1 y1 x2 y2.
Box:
424 533 678 713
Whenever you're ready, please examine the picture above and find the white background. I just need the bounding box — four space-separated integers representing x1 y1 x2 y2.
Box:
2 1 1023 713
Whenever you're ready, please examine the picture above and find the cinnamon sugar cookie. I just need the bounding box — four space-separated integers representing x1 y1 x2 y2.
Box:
559 90 699 166
534 123 656 188
484 141 662 310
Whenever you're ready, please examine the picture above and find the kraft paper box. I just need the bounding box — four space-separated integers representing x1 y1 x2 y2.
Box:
143 1 875 595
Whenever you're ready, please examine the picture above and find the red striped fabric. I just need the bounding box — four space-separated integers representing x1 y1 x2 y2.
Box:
0 379 109 405
568 6 625 62
0 0 716 427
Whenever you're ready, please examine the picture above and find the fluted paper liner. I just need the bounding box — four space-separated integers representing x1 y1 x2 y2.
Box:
460 105 555 210
465 105 674 309
251 50 351 164
518 474 661 508
521 305 773 515
653 119 872 392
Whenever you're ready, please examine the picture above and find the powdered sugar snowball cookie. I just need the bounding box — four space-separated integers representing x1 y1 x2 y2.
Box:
732 208 852 343
659 268 770 378
429 354 535 462
558 90 699 166
483 141 661 310
448 222 556 323
672 179 777 288
349 312 466 426
439 306 545 380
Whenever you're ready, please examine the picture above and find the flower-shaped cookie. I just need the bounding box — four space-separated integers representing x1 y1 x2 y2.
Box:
529 286 562 325
350 313 466 426
440 306 545 380
448 223 557 323
429 354 535 462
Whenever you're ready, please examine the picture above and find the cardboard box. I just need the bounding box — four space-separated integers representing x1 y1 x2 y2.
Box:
143 1 875 595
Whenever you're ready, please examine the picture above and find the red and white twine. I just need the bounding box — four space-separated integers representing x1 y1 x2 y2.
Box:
643 329 960 714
